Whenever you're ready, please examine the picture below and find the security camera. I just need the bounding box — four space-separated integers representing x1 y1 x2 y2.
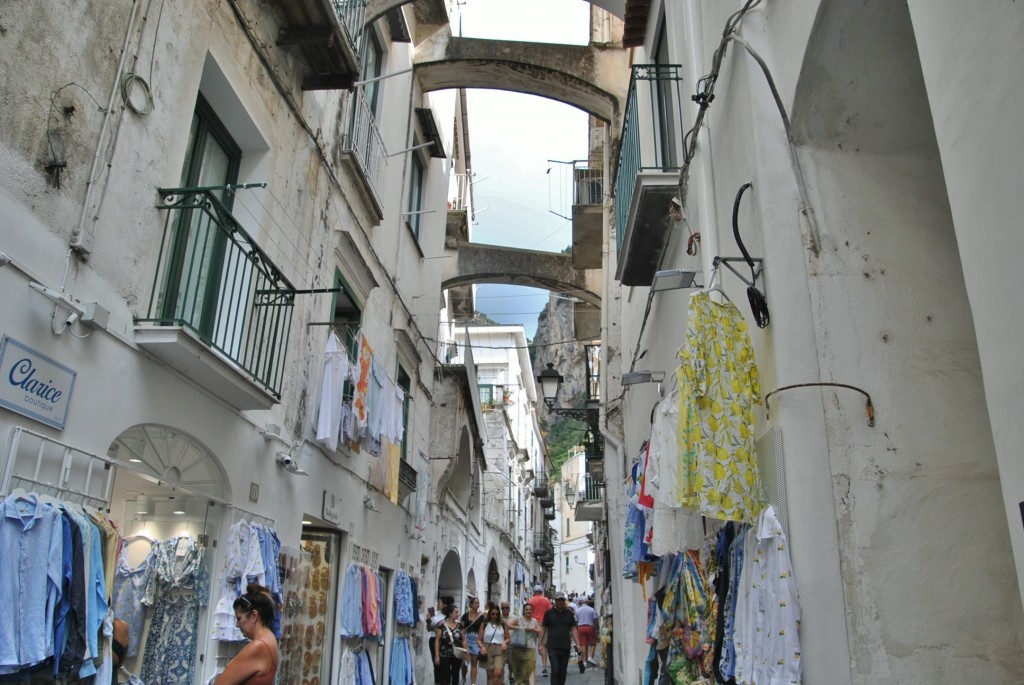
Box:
275 452 309 476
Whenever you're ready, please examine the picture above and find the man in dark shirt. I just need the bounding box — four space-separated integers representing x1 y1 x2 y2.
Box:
540 593 581 685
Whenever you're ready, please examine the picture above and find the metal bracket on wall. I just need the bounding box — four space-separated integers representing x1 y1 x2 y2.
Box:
764 382 875 427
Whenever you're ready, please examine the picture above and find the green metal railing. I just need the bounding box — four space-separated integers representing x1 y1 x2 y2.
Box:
332 0 367 48
141 188 296 398
614 64 685 256
580 474 604 502
342 89 387 208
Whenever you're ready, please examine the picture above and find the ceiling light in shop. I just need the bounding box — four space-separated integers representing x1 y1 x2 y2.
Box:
136 495 152 515
171 497 186 515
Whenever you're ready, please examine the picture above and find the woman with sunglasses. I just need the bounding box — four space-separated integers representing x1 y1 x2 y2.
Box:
478 605 510 685
215 584 278 685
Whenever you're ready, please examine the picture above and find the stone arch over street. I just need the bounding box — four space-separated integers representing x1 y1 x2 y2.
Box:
442 242 602 307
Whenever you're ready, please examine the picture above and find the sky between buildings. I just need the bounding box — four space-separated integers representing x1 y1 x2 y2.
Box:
455 0 591 339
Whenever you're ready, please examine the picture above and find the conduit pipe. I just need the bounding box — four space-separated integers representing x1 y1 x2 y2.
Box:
682 0 724 282
70 0 143 260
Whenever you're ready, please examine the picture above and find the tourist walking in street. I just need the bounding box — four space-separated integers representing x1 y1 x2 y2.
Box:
526 585 551 676
500 602 516 685
574 598 599 667
434 605 465 685
479 605 510 685
506 602 541 685
540 593 581 685
461 596 486 684
431 596 454 684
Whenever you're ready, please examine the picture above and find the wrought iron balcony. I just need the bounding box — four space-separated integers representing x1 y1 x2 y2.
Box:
267 0 365 90
136 188 296 409
574 475 605 522
532 532 549 556
614 64 685 286
571 160 604 269
338 89 387 221
398 458 417 500
533 472 550 498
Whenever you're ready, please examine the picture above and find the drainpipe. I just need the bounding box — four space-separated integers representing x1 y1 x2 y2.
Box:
599 120 625 684
681 0 722 277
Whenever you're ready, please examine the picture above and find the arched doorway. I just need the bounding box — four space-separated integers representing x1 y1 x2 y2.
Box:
103 424 230 681
486 557 501 606
466 568 478 604
438 549 464 608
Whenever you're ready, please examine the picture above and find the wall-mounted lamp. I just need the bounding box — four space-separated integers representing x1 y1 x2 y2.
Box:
621 371 666 386
650 268 699 293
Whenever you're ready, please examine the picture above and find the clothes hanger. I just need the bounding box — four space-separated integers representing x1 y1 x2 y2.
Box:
8 487 31 501
705 262 731 302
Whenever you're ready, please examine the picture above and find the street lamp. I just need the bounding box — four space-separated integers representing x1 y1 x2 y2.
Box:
536 362 601 446
536 363 563 410
565 481 577 507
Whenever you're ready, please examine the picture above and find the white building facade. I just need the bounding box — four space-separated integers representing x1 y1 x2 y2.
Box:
0 1 463 683
597 0 1024 683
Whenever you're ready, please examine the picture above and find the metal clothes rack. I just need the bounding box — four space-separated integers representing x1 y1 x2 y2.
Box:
228 504 277 529
351 543 379 569
2 425 114 508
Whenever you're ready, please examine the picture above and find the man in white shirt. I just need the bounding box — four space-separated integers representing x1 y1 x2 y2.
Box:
574 599 600 666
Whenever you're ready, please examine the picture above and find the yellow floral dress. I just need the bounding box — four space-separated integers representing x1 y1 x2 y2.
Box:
678 291 764 522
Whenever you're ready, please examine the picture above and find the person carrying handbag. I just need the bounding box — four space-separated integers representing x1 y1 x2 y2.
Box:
435 605 465 685
505 603 541 685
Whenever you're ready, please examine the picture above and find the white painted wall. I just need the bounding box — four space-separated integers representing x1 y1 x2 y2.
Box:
608 0 1024 682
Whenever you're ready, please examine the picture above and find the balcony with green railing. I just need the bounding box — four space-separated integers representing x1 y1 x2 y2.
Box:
574 475 605 522
338 88 388 221
613 64 685 286
135 187 296 410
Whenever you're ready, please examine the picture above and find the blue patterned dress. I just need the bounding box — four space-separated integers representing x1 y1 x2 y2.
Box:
140 536 208 685
111 544 156 657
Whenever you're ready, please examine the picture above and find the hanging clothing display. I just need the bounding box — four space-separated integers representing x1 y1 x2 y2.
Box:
389 635 413 685
634 510 801 685
0 492 123 681
211 519 279 642
316 331 352 451
0 493 64 676
353 334 374 439
339 563 384 638
678 290 766 523
393 571 415 626
140 535 208 685
112 538 157 657
733 506 802 685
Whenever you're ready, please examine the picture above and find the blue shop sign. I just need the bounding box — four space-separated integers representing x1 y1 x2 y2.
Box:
0 335 76 430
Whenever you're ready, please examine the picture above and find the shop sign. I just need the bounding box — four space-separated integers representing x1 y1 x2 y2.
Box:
0 336 76 430
322 490 341 525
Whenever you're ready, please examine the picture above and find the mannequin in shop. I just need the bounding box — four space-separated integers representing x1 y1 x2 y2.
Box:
214 584 279 685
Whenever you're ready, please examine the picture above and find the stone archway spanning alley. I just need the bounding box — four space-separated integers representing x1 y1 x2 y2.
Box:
365 0 630 27
442 242 603 307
